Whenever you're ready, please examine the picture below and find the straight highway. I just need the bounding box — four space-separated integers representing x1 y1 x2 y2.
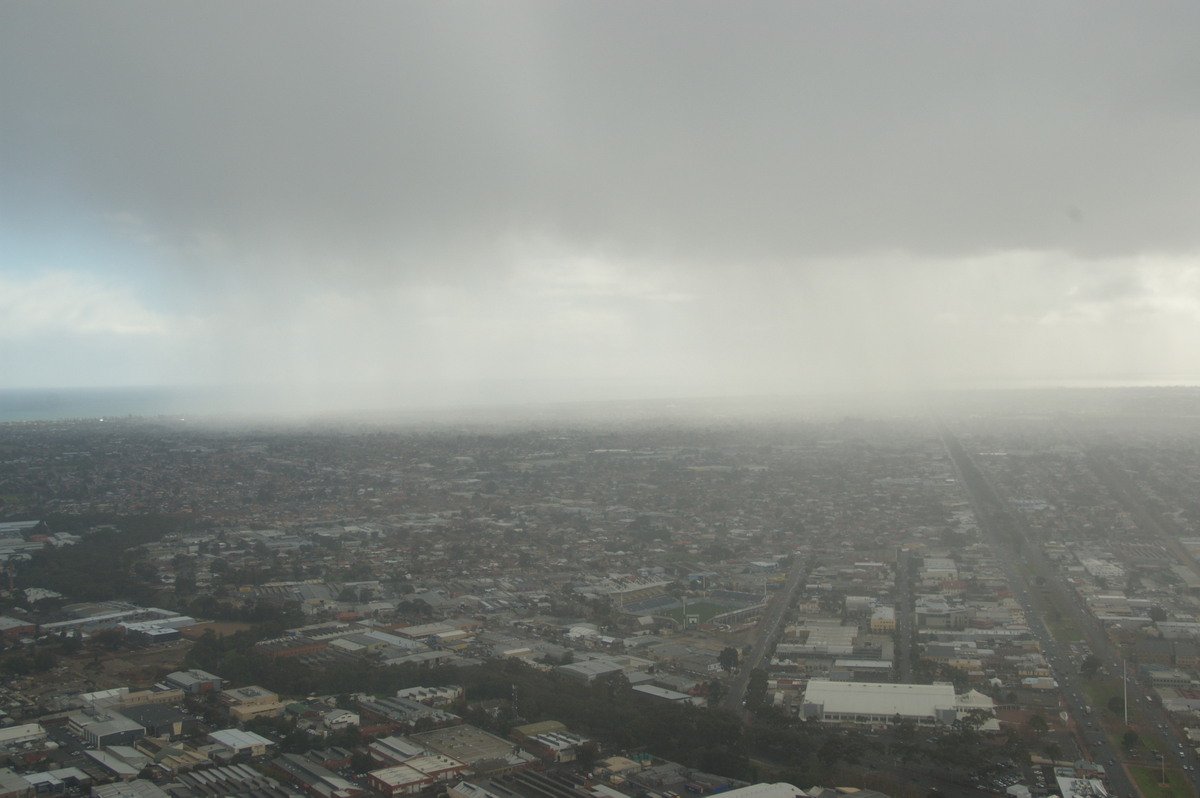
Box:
721 554 806 712
936 419 1143 798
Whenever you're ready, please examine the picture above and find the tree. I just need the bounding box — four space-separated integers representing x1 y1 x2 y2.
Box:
719 646 740 674
326 725 361 749
938 664 969 693
1122 729 1140 750
1148 606 1167 623
817 736 845 768
93 628 124 651
591 671 630 700
350 750 373 773
1 654 32 675
1043 741 1063 763
1027 714 1048 735
32 648 55 672
1002 727 1032 764
818 591 844 615
706 680 725 707
576 741 600 772
956 708 991 734
1080 654 1102 679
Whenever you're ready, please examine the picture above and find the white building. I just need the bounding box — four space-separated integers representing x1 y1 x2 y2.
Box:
800 680 959 726
718 784 810 798
1053 775 1109 797
207 729 274 758
0 723 46 748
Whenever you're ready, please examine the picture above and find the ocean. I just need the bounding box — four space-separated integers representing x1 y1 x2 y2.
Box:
0 387 197 423
6 381 1200 426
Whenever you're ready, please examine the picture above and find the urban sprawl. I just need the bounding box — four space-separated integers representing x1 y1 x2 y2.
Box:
0 390 1197 798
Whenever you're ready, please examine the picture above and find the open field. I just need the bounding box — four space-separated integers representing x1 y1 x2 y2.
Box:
1128 764 1191 798
663 601 728 624
6 641 193 709
180 620 255 639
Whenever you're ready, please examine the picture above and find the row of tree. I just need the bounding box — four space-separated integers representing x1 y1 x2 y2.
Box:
13 513 201 607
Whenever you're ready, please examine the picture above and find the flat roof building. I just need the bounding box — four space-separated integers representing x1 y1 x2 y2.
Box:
800 680 958 726
369 764 432 796
163 669 222 694
208 728 275 758
718 785 810 798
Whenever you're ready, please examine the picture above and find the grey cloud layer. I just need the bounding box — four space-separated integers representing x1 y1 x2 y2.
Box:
3 2 1199 401
6 2 1200 266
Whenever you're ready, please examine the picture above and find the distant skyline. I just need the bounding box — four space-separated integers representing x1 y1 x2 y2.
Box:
4 2 1200 415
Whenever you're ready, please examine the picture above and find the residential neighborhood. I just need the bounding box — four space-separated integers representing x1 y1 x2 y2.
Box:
1 391 1200 796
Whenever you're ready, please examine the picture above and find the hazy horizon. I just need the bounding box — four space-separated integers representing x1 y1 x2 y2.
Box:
5 2 1200 415
7 381 1200 428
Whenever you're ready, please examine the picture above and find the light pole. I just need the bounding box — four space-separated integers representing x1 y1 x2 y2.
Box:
1123 656 1128 727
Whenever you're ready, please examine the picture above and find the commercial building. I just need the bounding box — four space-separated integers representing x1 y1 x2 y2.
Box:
272 753 363 797
218 685 286 723
0 768 32 798
68 710 145 748
718 785 810 798
510 721 592 763
799 680 959 726
0 725 46 749
369 764 433 796
0 618 35 640
207 729 275 758
163 669 222 694
869 606 895 633
412 725 538 776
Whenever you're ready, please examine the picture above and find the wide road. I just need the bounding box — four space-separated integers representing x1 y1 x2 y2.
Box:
896 548 915 683
721 554 806 712
936 419 1144 798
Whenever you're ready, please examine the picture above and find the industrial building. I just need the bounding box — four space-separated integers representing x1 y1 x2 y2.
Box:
799 679 959 726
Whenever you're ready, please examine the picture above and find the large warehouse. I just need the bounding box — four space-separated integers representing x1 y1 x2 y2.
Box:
799 679 959 726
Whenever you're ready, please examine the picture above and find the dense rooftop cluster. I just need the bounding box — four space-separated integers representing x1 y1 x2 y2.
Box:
3 392 1200 796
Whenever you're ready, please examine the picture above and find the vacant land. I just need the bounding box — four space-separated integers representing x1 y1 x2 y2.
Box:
181 620 255 639
6 641 193 712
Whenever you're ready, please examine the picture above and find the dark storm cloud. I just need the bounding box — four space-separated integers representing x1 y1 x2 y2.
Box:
5 1 1200 271
4 2 1200 400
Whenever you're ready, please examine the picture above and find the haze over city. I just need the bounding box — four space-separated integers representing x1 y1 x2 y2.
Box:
4 2 1200 417
13 8 1200 798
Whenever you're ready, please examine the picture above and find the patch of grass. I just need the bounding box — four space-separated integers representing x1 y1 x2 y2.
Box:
1046 617 1084 642
663 601 729 624
1128 764 1191 798
1027 588 1083 642
1081 678 1146 724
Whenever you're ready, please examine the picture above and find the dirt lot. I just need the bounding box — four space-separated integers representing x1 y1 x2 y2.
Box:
67 641 194 690
7 640 195 708
180 620 255 639
6 621 258 711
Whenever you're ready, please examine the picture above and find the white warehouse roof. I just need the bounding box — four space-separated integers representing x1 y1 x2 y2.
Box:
720 783 810 798
803 679 956 719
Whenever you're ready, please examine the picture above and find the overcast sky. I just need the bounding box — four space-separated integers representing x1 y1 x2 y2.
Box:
3 2 1200 412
